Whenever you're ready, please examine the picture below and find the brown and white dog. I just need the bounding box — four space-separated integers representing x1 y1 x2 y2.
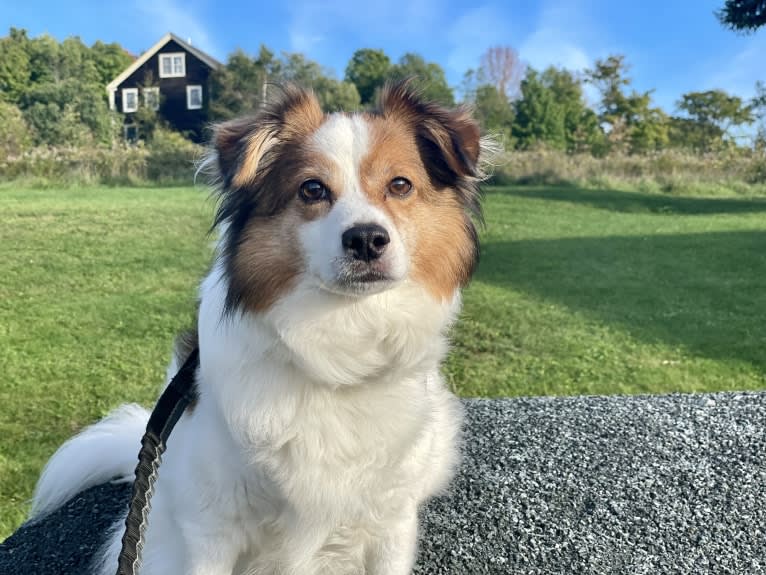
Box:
30 82 490 575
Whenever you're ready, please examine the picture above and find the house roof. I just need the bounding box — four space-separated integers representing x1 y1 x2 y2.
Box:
106 32 223 93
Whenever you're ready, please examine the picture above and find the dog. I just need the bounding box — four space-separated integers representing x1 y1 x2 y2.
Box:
29 81 489 575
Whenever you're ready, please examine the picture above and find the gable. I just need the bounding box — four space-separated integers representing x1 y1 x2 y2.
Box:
106 32 221 108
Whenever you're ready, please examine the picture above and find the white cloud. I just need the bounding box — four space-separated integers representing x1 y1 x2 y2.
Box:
285 0 441 55
518 0 595 73
705 34 766 101
446 4 514 79
134 0 220 59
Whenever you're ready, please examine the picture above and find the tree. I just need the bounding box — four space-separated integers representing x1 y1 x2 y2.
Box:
389 53 454 106
674 89 753 150
512 67 603 153
345 49 391 105
209 46 279 120
479 45 525 100
0 100 31 156
473 84 514 142
513 69 566 149
90 40 133 86
21 79 116 145
313 77 360 112
0 28 31 103
717 0 766 31
585 55 668 153
279 52 360 112
212 47 361 118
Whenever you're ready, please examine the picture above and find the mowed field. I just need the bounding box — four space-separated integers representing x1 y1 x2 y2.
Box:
1 183 765 539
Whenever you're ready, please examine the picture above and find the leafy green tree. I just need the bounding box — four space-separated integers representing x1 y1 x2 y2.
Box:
345 49 391 105
26 33 58 85
212 47 361 118
473 84 514 142
513 69 567 150
313 77 360 112
0 100 32 155
90 40 133 86
585 55 668 153
717 0 766 31
0 28 135 146
389 53 454 106
675 89 753 150
0 28 31 103
512 67 603 153
210 47 273 119
678 90 753 130
541 67 603 153
279 52 360 112
21 79 115 145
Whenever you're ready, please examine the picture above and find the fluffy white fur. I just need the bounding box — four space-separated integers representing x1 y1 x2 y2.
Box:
30 109 468 574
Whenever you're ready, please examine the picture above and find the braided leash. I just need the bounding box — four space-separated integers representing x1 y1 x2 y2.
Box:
115 348 200 575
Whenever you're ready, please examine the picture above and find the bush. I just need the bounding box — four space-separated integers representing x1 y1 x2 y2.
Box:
0 101 32 157
0 132 203 186
146 128 201 183
490 147 766 193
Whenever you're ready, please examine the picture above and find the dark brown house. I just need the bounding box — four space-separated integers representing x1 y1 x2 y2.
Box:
107 33 222 142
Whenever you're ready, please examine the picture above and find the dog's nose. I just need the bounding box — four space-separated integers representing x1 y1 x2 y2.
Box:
342 224 390 262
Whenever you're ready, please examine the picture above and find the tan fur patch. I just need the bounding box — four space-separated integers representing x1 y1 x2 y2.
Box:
232 127 277 189
361 118 477 301
229 207 306 313
229 91 325 190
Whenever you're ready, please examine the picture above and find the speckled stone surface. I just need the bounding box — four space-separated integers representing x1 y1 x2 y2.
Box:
3 393 766 574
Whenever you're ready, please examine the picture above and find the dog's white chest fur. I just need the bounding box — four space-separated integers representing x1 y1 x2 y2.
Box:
128 268 462 575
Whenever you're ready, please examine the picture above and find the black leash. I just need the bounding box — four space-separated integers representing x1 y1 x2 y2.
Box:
115 347 200 575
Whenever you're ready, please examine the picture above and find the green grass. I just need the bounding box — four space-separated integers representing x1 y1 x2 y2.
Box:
2 183 765 539
445 185 766 396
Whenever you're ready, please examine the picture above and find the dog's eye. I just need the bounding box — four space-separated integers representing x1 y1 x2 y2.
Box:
388 177 413 197
299 179 330 203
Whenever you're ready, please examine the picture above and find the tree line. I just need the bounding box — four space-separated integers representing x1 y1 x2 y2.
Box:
2 26 765 157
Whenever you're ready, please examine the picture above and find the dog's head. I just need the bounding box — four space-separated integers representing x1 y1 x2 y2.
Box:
207 82 486 315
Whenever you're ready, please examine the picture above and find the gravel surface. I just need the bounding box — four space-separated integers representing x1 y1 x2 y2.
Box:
3 392 766 574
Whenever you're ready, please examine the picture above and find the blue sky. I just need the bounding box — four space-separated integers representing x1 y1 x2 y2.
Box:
1 0 764 113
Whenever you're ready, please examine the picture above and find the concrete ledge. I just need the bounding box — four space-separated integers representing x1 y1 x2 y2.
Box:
3 393 765 574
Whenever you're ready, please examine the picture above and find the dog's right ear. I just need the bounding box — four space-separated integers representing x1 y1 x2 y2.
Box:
212 86 324 190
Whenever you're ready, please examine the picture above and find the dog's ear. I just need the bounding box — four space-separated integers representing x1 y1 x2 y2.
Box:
212 86 324 189
378 80 482 185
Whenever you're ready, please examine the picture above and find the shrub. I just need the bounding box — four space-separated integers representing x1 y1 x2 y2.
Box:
0 133 203 185
146 128 201 183
490 147 766 193
0 101 32 157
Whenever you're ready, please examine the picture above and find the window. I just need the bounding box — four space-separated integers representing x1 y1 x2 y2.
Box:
186 85 203 110
122 88 138 113
124 124 138 143
143 87 160 111
159 53 186 78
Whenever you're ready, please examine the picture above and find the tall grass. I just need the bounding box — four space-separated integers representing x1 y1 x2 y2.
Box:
4 139 766 194
0 131 202 186
491 148 766 195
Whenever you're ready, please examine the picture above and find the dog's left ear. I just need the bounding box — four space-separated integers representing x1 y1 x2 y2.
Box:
379 80 482 184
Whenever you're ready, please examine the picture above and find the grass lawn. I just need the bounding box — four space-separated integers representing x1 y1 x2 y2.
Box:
1 183 765 539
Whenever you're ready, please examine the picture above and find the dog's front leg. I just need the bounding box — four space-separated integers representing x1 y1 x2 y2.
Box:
177 520 243 575
364 511 418 575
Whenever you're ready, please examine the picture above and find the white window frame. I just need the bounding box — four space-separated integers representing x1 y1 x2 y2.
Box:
143 87 160 111
122 88 139 113
186 85 203 110
159 52 186 78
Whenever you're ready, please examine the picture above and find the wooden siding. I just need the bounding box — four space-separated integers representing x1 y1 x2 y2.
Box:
112 39 213 142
